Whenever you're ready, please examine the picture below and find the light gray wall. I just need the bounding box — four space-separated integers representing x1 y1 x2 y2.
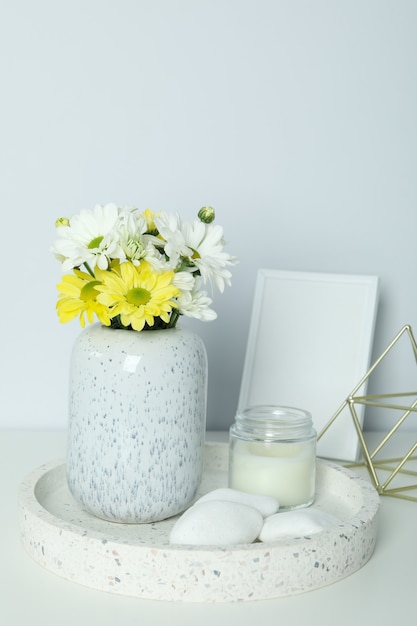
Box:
2 0 416 432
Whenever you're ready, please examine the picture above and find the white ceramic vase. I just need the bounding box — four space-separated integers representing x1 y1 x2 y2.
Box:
66 323 208 523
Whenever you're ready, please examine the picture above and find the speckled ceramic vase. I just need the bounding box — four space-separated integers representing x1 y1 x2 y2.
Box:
66 323 208 524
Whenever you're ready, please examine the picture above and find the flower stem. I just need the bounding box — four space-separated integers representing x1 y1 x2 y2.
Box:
83 262 95 277
167 308 181 328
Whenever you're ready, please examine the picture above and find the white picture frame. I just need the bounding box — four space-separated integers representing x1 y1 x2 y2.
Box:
238 269 380 461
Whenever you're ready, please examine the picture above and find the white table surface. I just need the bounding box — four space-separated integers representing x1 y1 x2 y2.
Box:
2 429 417 625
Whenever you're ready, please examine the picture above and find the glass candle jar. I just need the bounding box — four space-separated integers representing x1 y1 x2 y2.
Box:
229 405 317 511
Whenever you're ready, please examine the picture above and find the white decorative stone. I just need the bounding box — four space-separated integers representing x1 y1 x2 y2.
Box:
259 507 342 542
195 487 279 517
169 499 264 545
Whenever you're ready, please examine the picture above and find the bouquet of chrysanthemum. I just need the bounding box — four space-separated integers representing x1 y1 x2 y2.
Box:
51 204 237 332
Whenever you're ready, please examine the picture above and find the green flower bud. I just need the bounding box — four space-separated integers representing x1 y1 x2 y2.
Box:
198 206 215 224
55 217 70 227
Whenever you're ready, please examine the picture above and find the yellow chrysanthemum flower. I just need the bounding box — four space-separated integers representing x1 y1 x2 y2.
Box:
56 269 112 328
95 260 180 331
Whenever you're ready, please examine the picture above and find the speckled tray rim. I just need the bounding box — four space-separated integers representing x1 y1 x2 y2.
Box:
18 442 380 603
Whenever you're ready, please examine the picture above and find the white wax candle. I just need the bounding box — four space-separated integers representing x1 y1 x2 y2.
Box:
229 440 316 508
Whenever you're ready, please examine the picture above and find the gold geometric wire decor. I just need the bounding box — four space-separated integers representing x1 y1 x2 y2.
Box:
318 325 417 502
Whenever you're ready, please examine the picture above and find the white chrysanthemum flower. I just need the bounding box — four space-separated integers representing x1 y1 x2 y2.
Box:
181 221 238 293
176 278 217 321
117 208 162 267
172 271 195 292
51 203 124 271
154 212 193 269
155 213 238 291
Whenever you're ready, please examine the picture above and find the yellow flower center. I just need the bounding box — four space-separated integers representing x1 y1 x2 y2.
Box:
80 281 101 301
126 287 151 306
88 235 104 249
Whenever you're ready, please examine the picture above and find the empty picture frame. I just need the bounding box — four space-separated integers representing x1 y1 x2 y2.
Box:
238 269 379 461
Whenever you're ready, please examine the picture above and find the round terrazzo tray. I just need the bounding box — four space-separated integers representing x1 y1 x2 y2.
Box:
18 442 379 603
